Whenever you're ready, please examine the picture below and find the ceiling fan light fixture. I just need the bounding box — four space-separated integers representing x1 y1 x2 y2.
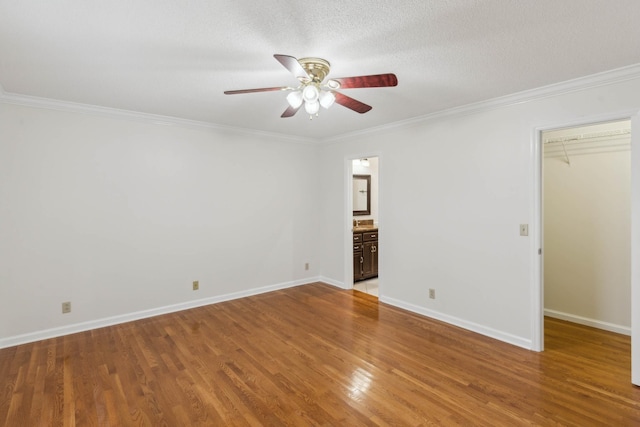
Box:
286 91 303 108
327 79 340 90
319 91 335 109
302 85 319 103
304 100 320 115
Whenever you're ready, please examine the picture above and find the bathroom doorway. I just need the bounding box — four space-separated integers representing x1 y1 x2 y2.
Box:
351 156 379 297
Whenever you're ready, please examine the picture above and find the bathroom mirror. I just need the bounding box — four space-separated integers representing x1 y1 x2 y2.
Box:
353 174 371 216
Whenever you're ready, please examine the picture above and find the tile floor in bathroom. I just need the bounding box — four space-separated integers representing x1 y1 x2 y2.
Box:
353 278 378 297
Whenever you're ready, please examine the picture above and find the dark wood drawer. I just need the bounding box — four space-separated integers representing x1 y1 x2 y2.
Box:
353 233 362 242
363 232 378 241
353 243 362 252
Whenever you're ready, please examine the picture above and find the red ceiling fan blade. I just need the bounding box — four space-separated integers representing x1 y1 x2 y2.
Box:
281 105 301 118
274 54 310 80
334 92 372 114
224 86 287 95
331 73 398 89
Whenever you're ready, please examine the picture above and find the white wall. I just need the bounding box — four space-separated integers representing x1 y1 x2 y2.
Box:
3 68 640 384
544 130 631 333
319 76 640 351
0 103 320 346
631 112 640 385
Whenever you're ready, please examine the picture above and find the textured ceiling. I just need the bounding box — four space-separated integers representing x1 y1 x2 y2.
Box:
2 0 640 140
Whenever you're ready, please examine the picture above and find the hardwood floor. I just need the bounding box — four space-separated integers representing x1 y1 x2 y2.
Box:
1 282 639 426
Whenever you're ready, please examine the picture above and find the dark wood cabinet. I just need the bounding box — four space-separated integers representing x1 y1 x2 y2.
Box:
353 242 364 281
362 242 376 277
354 230 378 282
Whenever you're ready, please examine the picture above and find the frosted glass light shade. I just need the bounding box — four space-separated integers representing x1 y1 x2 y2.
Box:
304 100 320 115
302 85 319 103
319 91 335 109
286 91 303 108
327 79 340 89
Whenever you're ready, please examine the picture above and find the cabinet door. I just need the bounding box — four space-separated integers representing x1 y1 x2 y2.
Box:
362 242 374 277
370 242 378 276
353 247 364 281
362 241 379 279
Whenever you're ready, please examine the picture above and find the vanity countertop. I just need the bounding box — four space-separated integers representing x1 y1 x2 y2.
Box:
353 227 378 233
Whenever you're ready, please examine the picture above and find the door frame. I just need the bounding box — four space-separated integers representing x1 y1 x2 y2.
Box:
345 153 382 291
531 110 640 384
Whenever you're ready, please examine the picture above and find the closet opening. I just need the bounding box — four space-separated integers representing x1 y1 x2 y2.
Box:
542 119 631 341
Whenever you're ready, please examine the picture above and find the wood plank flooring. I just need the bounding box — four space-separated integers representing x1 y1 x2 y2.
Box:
1 282 639 426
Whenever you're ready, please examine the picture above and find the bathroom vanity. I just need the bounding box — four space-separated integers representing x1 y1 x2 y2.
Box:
353 227 378 282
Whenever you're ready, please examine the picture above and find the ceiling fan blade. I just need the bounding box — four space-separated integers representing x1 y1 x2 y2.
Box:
274 54 310 80
281 104 302 118
330 73 398 89
334 92 372 114
224 86 287 95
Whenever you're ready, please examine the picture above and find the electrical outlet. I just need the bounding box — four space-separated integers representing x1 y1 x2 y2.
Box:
192 280 199 291
62 301 71 314
305 263 309 271
520 224 529 236
429 289 436 299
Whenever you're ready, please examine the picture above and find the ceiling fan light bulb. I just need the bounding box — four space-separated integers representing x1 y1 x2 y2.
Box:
302 85 319 102
286 91 303 108
304 100 320 115
319 91 335 109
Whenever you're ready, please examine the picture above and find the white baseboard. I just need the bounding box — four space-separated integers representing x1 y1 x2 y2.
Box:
380 296 532 350
318 276 346 289
0 277 318 349
544 309 631 336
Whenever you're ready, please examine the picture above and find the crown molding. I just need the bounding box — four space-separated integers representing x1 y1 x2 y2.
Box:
0 90 317 145
322 63 640 144
2 63 640 144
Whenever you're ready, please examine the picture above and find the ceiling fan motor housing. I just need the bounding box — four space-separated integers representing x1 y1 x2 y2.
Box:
297 57 331 83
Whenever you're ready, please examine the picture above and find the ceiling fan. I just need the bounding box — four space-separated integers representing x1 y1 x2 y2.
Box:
224 54 398 119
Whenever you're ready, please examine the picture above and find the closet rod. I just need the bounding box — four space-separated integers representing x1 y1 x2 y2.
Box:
544 128 630 145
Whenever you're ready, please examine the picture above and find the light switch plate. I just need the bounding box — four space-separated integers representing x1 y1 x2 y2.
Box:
520 224 529 236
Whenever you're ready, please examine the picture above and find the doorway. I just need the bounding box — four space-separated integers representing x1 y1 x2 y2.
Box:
350 156 380 297
534 112 640 385
542 120 632 337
